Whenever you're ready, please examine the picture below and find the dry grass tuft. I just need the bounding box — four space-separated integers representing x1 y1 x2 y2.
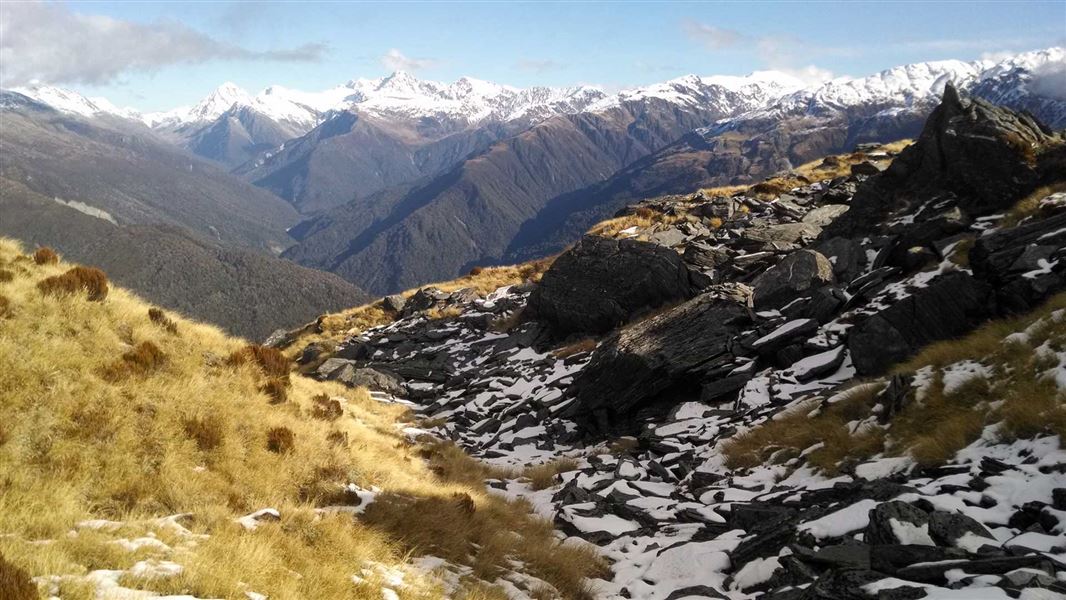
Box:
722 382 886 473
266 427 296 454
311 394 344 421
37 266 109 302
148 307 178 334
424 305 463 321
0 551 37 600
33 246 59 265
523 458 580 490
552 338 598 359
260 378 289 404
182 415 224 452
0 295 10 319
1001 181 1066 228
0 269 13 283
99 341 168 382
228 344 291 379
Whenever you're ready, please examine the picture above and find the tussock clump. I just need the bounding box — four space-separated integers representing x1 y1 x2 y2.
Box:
523 458 580 490
266 427 295 454
0 296 10 319
183 415 224 451
259 378 289 404
37 266 109 302
326 429 349 448
0 551 37 600
148 308 178 334
99 341 167 381
227 344 291 379
33 247 59 265
552 338 598 359
310 394 344 421
452 492 477 515
0 269 13 283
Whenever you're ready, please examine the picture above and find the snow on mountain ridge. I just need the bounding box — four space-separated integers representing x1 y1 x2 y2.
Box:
13 47 1063 135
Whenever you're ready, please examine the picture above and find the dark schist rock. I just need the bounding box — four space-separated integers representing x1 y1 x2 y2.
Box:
826 83 1065 239
971 205 1066 312
564 288 753 435
848 271 993 375
751 250 835 310
528 235 700 337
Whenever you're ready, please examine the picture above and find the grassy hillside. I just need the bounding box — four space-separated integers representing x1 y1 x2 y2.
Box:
0 240 603 600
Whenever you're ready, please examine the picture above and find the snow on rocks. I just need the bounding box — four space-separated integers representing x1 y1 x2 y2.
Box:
290 119 1066 598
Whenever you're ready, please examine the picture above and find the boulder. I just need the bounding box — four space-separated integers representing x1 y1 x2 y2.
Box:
382 294 406 313
970 209 1066 313
751 250 835 310
928 511 995 548
827 83 1065 238
815 237 866 284
865 501 932 546
331 365 405 396
565 288 753 434
528 235 699 337
740 222 822 247
802 204 849 227
848 271 992 375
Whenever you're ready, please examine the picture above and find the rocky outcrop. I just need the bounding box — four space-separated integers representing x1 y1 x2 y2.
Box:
848 271 993 375
564 287 754 434
970 195 1066 313
528 235 700 337
827 83 1065 239
751 249 834 309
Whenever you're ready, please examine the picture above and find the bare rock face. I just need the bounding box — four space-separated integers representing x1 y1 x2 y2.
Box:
970 200 1066 313
528 235 700 337
827 83 1065 238
564 288 754 434
848 271 993 375
751 250 835 310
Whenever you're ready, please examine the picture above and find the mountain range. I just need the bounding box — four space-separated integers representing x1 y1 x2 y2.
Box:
6 47 1065 302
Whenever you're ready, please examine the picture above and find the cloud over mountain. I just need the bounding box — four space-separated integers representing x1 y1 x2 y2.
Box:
0 2 326 86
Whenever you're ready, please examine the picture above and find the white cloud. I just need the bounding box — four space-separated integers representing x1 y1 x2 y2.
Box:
381 48 437 72
683 21 835 82
682 21 743 50
0 2 326 87
1030 60 1066 100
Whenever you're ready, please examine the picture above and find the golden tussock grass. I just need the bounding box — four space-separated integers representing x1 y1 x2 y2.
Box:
98 341 168 382
1001 181 1066 228
552 338 599 359
0 238 605 599
148 307 178 334
368 442 608 600
37 265 109 302
33 246 59 265
724 292 1066 472
522 458 581 491
0 551 37 600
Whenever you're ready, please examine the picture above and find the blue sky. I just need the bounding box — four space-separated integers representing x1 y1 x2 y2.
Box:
3 1 1064 111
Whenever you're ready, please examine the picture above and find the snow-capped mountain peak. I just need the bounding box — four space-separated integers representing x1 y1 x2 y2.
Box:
10 83 141 120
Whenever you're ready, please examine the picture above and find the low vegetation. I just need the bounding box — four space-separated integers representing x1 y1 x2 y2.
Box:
1001 181 1066 228
0 239 605 599
37 265 109 302
724 292 1066 472
289 257 556 355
